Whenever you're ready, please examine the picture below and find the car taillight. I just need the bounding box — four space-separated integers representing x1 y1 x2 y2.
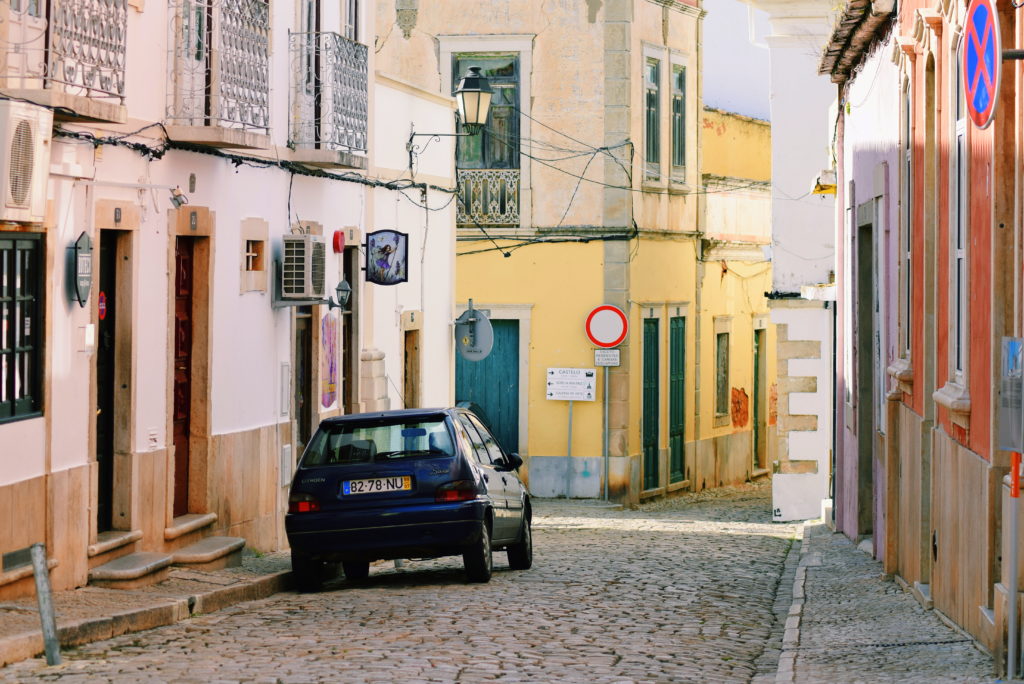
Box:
435 480 478 503
288 492 321 514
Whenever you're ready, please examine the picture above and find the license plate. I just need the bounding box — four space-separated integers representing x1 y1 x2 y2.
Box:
342 476 412 496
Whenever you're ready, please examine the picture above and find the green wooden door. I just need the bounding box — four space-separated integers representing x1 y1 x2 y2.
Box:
643 318 659 490
669 317 685 483
456 319 519 454
754 328 766 471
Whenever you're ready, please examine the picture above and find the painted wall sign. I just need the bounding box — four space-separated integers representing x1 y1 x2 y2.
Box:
546 367 597 401
365 230 409 285
963 0 1001 129
585 305 628 348
73 232 92 307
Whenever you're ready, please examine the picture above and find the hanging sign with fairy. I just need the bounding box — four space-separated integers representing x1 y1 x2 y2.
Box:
365 230 409 285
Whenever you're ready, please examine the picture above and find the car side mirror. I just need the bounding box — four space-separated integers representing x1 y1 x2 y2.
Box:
507 453 523 471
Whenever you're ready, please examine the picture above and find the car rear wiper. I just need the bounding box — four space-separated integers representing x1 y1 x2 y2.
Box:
376 449 450 460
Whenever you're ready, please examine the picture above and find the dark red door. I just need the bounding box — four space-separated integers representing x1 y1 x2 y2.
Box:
173 238 194 517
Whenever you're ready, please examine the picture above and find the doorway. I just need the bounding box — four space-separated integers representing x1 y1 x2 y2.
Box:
294 305 314 451
642 318 659 491
856 202 877 535
669 316 685 483
753 328 767 472
404 329 420 408
456 319 519 454
96 232 121 532
172 238 195 517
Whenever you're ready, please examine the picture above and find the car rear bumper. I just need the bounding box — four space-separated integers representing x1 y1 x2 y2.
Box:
285 500 486 562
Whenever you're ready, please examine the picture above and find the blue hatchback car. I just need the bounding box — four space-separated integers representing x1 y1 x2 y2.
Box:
285 407 532 589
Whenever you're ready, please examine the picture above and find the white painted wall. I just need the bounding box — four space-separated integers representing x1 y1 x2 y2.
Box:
703 0 772 121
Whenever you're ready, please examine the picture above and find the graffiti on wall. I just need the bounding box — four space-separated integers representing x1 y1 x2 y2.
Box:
321 312 338 408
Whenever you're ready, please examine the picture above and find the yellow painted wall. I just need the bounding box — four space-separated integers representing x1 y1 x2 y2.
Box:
701 108 771 181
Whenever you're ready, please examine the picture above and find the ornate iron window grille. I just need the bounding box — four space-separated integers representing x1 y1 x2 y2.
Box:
288 31 367 152
456 169 520 227
46 0 128 101
166 0 270 132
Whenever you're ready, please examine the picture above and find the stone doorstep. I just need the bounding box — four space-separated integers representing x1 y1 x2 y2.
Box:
171 537 246 572
88 552 174 590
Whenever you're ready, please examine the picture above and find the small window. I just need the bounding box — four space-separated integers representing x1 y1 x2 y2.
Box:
0 234 44 421
244 239 264 272
715 332 729 416
671 65 686 173
645 58 661 179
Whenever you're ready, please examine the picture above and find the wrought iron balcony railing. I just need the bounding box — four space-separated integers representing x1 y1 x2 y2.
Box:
457 169 520 227
288 31 367 152
166 0 270 132
0 0 127 102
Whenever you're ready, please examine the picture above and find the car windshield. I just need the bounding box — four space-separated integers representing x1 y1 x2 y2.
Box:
302 416 455 466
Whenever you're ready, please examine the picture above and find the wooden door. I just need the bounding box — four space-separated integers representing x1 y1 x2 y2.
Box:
404 329 420 408
172 238 194 517
642 318 659 491
754 328 767 471
96 234 117 531
669 317 685 484
455 319 519 454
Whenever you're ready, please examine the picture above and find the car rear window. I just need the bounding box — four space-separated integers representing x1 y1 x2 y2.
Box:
301 416 456 466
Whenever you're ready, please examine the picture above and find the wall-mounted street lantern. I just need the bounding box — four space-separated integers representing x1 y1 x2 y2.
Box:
406 66 493 170
328 278 352 311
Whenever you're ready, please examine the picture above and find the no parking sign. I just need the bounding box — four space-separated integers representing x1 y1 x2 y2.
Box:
962 0 1001 129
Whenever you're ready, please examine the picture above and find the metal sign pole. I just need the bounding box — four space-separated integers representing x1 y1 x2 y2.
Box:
566 400 574 498
30 543 61 666
603 366 609 501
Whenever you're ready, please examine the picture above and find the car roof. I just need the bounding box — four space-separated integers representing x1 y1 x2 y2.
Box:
319 407 455 426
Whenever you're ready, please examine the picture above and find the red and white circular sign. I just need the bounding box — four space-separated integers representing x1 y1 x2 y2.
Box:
585 305 628 348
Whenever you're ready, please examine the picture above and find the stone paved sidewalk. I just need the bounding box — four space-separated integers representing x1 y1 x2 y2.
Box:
780 522 996 683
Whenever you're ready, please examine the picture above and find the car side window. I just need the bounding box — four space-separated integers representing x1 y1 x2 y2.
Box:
468 414 505 466
456 414 492 465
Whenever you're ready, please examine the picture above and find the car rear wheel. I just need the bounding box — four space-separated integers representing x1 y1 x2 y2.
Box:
507 516 533 570
292 551 327 592
463 521 493 583
342 561 370 580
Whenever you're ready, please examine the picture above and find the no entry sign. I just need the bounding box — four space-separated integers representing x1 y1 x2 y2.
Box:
585 305 628 348
963 0 1001 129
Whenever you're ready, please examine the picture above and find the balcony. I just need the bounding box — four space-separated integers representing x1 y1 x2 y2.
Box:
456 169 520 228
288 31 367 170
0 0 127 122
165 0 270 149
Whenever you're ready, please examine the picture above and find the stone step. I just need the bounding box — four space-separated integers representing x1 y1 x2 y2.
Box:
172 536 245 572
88 552 173 590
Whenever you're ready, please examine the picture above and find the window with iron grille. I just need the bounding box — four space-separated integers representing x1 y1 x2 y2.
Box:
715 332 729 416
244 239 264 272
453 53 519 170
0 234 43 421
645 58 661 179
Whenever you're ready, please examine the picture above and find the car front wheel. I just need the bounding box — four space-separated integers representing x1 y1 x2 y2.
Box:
463 521 493 583
507 516 533 570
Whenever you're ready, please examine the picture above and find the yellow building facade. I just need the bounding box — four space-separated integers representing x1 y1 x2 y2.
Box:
376 0 774 503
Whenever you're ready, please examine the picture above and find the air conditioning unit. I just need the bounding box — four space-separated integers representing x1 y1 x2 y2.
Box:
281 234 327 299
0 100 52 223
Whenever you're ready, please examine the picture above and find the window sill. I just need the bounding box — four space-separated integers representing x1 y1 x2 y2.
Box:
887 358 913 394
933 380 971 428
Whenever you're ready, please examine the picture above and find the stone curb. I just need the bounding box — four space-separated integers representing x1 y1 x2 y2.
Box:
0 570 292 667
776 522 809 684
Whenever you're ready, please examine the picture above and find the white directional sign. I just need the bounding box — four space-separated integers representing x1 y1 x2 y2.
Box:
546 367 597 401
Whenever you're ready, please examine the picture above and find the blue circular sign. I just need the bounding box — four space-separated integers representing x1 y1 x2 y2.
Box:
963 0 1001 129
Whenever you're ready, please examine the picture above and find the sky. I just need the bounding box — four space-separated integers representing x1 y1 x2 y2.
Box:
702 0 772 121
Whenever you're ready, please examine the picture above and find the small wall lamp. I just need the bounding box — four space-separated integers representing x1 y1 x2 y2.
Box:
169 187 190 209
329 279 352 311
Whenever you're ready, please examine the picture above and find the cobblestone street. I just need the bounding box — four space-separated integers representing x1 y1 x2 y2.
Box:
0 484 996 683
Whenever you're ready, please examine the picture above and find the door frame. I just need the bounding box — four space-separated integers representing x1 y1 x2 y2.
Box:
91 218 136 535
454 303 531 457
166 207 214 521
